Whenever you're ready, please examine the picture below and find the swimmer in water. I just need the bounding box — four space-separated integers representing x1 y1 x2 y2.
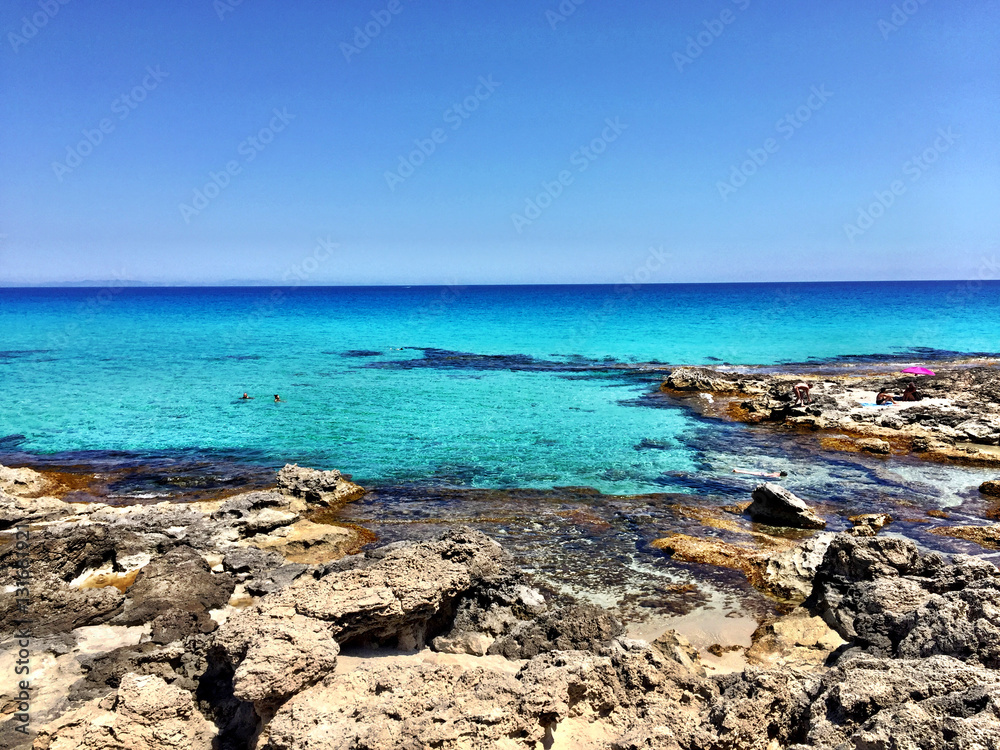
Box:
240 393 253 400
274 394 283 403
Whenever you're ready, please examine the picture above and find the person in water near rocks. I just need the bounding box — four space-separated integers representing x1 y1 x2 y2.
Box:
876 390 896 405
240 393 253 400
274 394 283 402
792 381 811 405
902 382 920 401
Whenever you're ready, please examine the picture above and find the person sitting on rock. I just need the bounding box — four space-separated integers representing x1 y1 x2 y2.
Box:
876 390 896 405
901 382 920 401
793 381 812 405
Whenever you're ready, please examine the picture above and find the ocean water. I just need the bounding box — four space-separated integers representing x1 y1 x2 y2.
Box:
2 282 998 491
3 281 1000 633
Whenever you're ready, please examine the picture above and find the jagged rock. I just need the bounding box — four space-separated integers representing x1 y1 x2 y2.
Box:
263 660 530 750
32 673 216 750
263 639 715 750
748 483 826 530
706 667 813 750
6 574 125 641
219 616 340 715
981 480 1000 497
806 534 1000 667
487 604 624 660
794 654 1000 749
276 463 366 508
70 636 211 703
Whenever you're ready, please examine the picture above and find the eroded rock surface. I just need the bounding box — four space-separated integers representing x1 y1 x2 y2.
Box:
276 463 366 508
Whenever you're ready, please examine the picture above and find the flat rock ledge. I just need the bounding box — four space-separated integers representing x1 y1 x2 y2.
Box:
662 363 1000 466
4 462 1000 750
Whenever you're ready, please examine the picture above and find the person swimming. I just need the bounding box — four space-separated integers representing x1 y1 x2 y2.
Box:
240 392 253 400
274 394 283 403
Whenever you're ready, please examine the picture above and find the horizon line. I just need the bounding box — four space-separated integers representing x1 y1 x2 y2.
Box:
0 278 996 289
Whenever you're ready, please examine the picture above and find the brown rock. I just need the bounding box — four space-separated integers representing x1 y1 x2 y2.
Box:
980 480 1000 497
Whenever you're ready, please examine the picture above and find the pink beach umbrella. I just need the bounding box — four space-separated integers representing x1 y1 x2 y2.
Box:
901 366 936 376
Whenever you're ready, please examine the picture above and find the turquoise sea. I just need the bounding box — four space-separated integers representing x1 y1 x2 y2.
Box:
2 282 998 489
3 282 999 630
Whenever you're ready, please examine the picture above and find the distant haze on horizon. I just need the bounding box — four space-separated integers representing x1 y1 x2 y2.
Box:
1 0 997 286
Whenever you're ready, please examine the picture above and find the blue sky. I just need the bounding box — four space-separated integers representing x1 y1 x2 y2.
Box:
1 0 997 285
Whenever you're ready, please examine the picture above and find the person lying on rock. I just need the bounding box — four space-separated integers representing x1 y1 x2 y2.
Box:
793 381 812 405
876 390 896 405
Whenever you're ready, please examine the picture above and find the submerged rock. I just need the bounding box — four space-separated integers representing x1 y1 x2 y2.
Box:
747 483 826 530
981 479 1000 497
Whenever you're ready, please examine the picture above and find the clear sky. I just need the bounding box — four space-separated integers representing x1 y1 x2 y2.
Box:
1 0 997 285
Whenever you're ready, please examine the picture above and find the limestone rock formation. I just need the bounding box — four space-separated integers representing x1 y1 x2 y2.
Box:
276 463 366 508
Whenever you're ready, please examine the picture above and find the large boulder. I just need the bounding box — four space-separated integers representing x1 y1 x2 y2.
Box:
276 464 366 508
806 534 1000 667
747 483 826 530
215 528 518 710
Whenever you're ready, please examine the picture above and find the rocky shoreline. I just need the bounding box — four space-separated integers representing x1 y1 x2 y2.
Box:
3 460 1000 748
660 360 1000 466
